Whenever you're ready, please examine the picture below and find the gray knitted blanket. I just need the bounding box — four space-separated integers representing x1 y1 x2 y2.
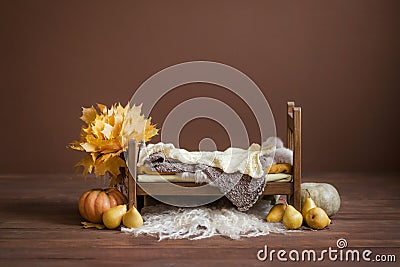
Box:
144 152 269 211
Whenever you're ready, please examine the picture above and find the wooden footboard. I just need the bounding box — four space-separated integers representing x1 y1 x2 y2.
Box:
127 101 302 212
285 102 301 210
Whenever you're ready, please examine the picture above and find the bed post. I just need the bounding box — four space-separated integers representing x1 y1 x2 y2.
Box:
127 139 137 210
287 102 295 151
286 102 302 211
292 106 302 211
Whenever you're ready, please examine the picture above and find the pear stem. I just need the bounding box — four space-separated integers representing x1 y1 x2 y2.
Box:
306 189 311 198
283 198 289 207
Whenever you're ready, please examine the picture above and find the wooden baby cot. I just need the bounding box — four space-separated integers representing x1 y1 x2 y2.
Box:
126 101 302 211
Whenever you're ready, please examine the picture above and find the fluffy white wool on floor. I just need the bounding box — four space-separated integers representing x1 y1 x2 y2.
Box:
121 199 292 240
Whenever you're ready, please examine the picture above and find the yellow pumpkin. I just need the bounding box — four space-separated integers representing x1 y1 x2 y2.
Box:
78 188 127 223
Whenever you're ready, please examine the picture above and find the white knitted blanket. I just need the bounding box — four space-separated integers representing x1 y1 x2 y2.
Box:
138 142 277 179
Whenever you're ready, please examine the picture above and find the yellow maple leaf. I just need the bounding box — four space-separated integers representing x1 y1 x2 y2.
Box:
68 141 84 151
75 154 95 176
121 103 159 146
144 118 159 141
80 106 98 124
69 102 159 181
94 154 126 178
97 103 107 114
81 221 105 229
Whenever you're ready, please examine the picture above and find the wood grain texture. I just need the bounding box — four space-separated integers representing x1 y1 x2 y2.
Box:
293 106 302 211
0 173 399 266
128 139 137 210
136 182 293 196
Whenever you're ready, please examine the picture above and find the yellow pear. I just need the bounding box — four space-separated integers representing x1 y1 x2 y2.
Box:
122 206 143 228
266 203 286 222
301 190 317 218
102 204 127 229
282 204 303 230
305 207 331 230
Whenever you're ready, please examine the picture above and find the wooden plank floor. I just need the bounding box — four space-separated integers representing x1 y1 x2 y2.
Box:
0 173 399 266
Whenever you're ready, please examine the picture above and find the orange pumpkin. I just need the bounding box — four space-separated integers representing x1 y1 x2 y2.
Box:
78 188 127 223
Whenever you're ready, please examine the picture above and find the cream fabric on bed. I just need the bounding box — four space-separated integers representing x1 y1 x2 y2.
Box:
265 173 292 183
137 142 279 179
137 174 195 183
137 173 292 183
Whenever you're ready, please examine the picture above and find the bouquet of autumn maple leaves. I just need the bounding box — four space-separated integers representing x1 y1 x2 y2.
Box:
69 103 159 185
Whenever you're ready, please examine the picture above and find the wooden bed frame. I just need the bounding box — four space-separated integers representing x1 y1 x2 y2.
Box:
127 101 302 212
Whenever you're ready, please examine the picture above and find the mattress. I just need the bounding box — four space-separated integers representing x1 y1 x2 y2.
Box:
137 173 292 183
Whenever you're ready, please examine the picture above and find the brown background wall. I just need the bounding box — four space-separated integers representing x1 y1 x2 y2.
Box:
1 0 399 175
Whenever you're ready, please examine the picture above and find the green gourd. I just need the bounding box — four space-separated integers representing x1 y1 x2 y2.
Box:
301 183 340 217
